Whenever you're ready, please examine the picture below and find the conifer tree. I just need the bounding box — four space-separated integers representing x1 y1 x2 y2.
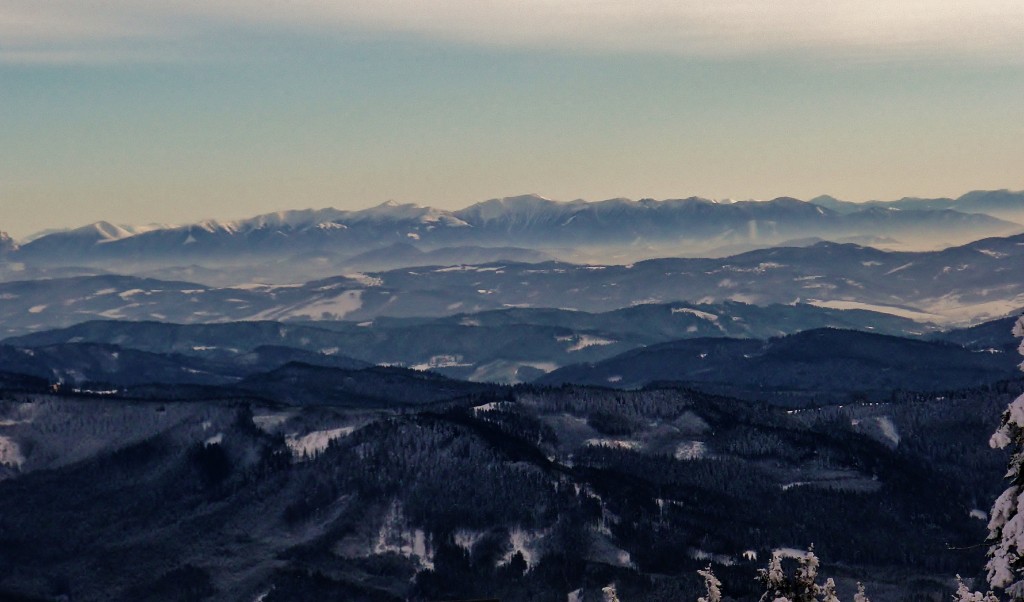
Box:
756 547 828 602
986 316 1024 599
821 578 840 602
852 582 870 602
954 574 1001 602
758 551 790 602
697 565 722 602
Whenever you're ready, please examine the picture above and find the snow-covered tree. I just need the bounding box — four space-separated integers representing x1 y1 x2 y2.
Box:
758 551 790 602
697 565 722 602
821 578 840 602
601 584 621 602
954 574 1001 602
756 547 827 602
852 582 870 602
794 546 822 602
700 549 886 602
986 315 1024 599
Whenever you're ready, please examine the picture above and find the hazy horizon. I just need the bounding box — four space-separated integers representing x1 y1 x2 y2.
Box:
3 1 1023 239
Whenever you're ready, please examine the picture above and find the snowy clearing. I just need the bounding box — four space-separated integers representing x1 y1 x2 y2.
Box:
674 440 707 460
342 273 383 287
285 427 355 458
806 300 941 322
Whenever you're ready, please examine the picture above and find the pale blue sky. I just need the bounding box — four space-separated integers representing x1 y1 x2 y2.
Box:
2 1 1023 238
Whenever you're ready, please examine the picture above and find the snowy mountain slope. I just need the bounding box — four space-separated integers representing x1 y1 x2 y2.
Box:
16 221 173 258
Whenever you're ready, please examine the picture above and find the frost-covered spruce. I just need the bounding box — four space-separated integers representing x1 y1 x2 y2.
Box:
794 546 822 602
955 574 1001 602
821 578 840 602
698 565 723 602
601 584 621 602
756 547 825 602
852 582 871 602
987 316 1024 599
758 551 789 602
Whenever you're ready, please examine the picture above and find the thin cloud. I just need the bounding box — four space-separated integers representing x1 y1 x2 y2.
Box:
3 0 1024 64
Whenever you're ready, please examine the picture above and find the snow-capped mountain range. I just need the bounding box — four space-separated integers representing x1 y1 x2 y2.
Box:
7 192 1022 275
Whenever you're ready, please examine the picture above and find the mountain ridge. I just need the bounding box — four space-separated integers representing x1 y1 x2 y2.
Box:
535 327 1022 402
809 188 1024 221
9 193 1019 271
3 232 1024 338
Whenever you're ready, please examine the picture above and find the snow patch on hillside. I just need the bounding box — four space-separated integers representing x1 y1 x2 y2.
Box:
285 427 354 458
674 440 707 460
586 438 639 450
884 262 914 275
775 547 813 559
875 416 900 446
343 273 382 287
690 548 736 566
252 414 290 431
922 293 1024 325
473 401 513 414
373 501 435 569
588 531 633 568
565 335 616 352
0 436 24 468
411 355 471 371
468 360 558 384
977 249 1008 259
807 299 941 322
250 290 363 320
502 527 548 568
454 529 486 551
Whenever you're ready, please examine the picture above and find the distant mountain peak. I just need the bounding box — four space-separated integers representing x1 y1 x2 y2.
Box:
456 194 569 223
503 193 554 202
64 220 171 243
765 196 809 205
475 193 559 208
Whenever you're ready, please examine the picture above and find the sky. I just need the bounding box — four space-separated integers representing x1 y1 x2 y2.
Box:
2 0 1024 239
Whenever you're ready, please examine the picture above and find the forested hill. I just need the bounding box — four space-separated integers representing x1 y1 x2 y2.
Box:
537 328 1022 404
0 376 1017 601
